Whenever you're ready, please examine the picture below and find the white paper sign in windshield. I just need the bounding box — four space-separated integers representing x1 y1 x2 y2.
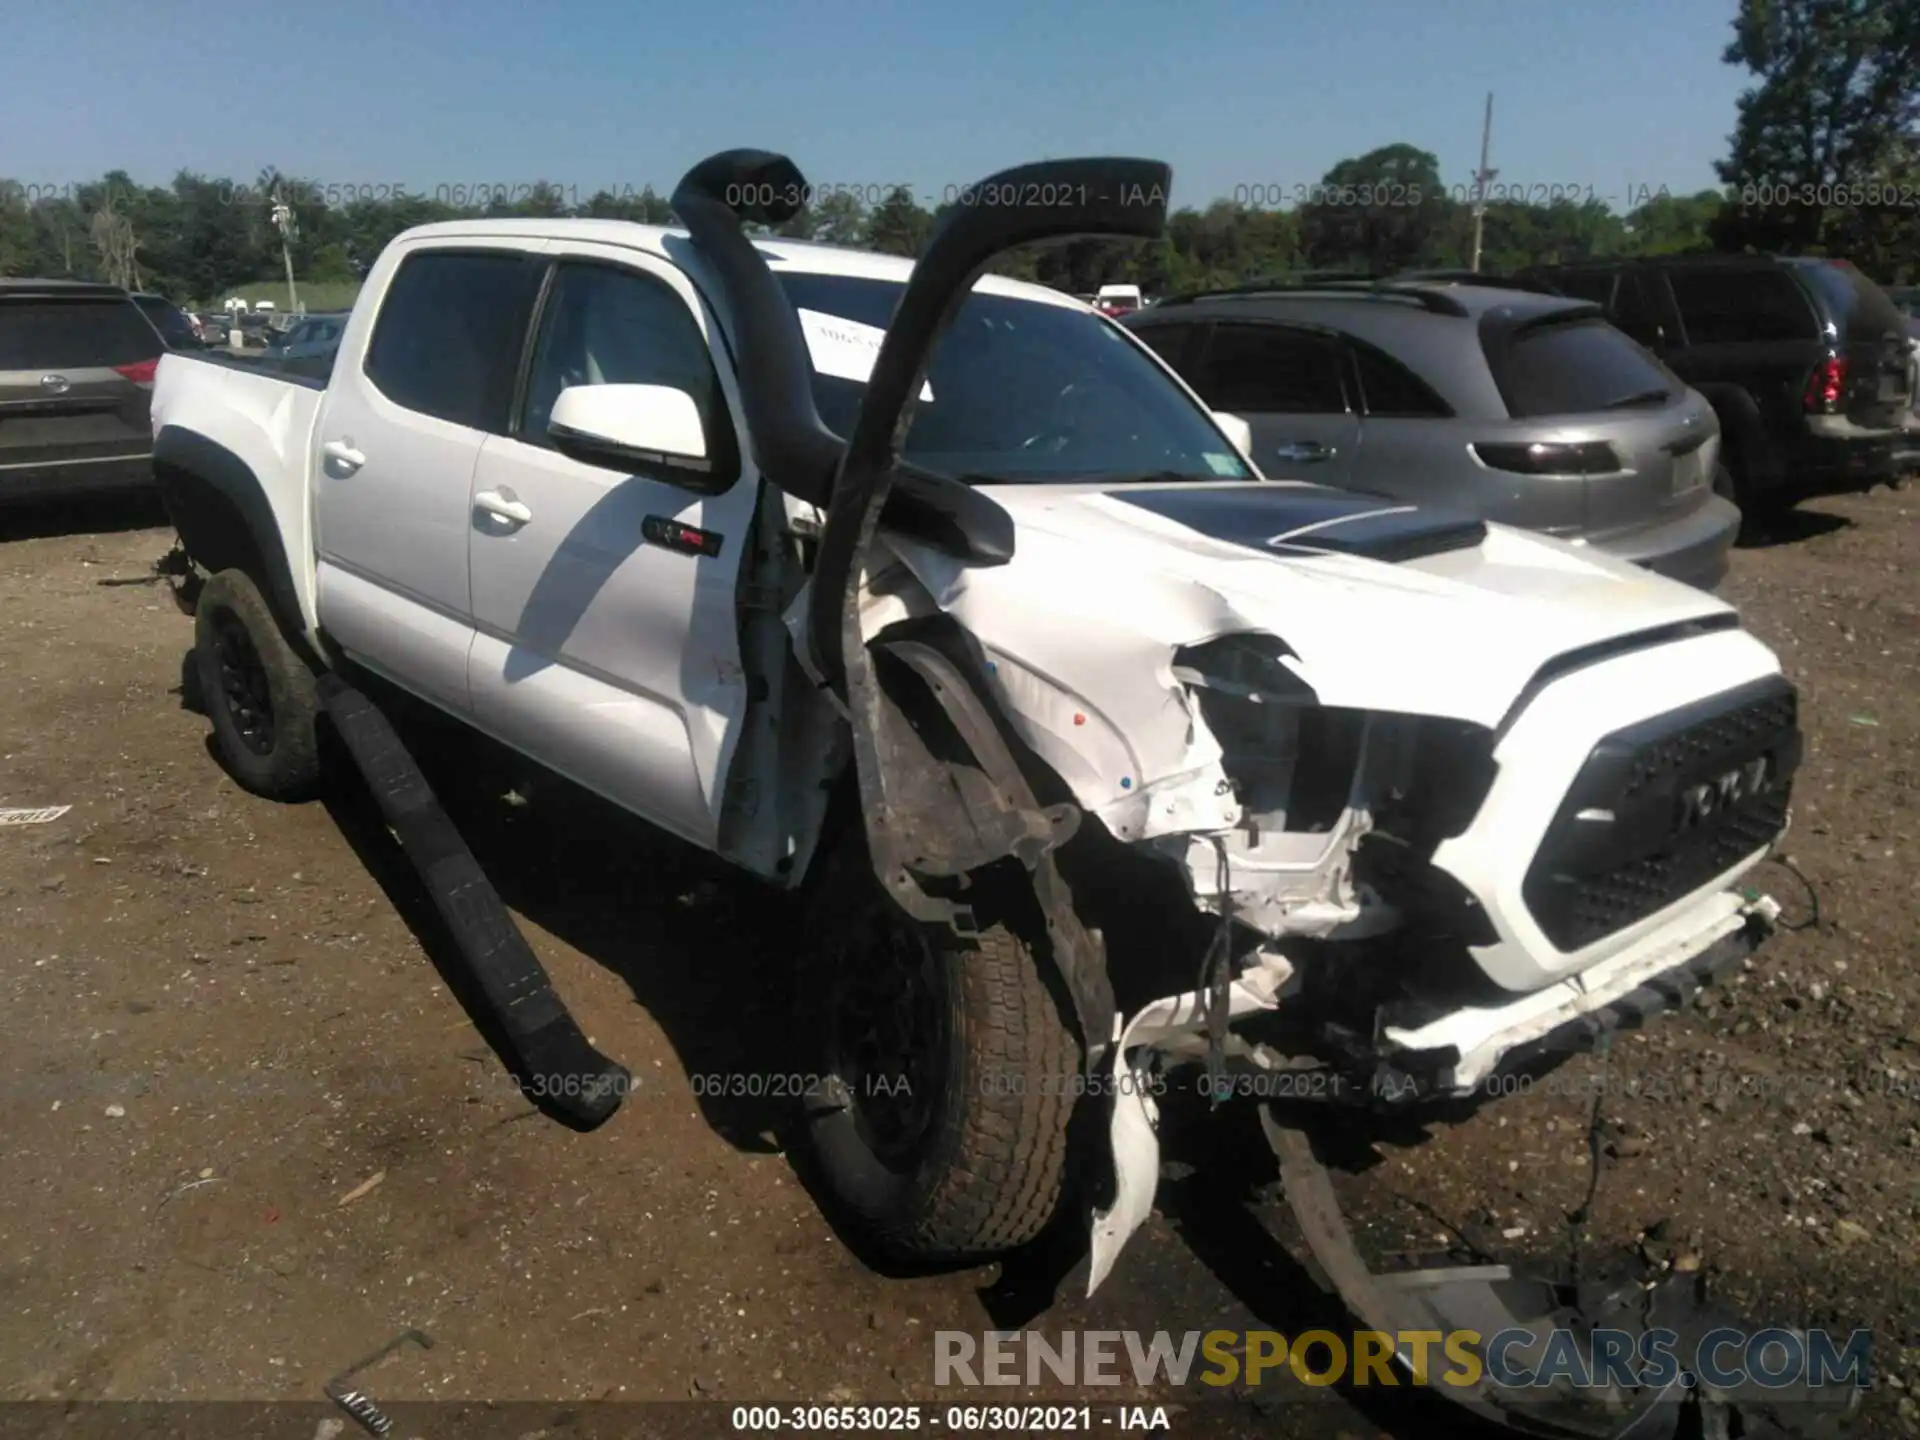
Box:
796 309 934 402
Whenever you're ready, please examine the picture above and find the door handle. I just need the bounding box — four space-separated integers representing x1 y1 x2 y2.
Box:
1272 440 1332 463
321 438 366 471
474 489 533 526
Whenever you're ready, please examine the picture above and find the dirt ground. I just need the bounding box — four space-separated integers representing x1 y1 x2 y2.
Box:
0 486 1913 1439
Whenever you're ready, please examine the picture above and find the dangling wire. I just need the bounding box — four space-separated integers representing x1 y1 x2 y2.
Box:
1197 836 1236 1107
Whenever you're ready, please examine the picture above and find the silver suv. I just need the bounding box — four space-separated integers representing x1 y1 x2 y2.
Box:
1 278 163 501
1124 280 1740 589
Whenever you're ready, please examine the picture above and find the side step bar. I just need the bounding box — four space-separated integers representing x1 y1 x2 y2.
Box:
318 674 630 1128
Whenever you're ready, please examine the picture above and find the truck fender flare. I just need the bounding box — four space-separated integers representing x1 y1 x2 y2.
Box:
865 616 1116 1065
152 425 310 650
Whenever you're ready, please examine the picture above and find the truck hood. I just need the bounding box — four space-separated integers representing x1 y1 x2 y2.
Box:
888 480 1734 732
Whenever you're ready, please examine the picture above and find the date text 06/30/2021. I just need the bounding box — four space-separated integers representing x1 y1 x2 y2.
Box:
728 1404 1174 1432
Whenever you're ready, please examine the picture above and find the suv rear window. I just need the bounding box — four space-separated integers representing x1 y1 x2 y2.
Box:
1786 260 1910 339
1491 315 1677 417
1668 267 1815 344
0 297 163 369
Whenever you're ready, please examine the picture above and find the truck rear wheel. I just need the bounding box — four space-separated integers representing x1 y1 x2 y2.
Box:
193 568 322 801
795 833 1081 1263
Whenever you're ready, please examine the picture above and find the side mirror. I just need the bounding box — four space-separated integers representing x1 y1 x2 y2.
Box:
1213 411 1254 457
547 383 723 492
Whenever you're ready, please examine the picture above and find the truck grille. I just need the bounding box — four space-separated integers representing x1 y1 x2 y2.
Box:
1522 676 1801 952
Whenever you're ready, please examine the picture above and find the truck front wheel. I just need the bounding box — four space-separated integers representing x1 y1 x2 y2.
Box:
193 569 322 801
795 835 1081 1263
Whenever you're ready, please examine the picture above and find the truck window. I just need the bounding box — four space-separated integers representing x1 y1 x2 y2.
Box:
363 250 542 432
518 261 734 474
776 271 1248 482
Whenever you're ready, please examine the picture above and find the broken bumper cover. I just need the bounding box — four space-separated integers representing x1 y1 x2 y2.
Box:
1373 889 1780 1101
1088 890 1780 1295
1263 1112 1866 1439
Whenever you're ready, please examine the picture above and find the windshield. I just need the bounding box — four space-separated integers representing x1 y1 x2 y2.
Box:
773 271 1249 483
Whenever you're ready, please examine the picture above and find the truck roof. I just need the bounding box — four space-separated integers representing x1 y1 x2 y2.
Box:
390 218 1084 310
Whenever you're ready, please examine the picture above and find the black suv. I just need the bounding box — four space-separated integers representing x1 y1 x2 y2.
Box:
0 279 164 500
130 292 207 351
1516 256 1913 513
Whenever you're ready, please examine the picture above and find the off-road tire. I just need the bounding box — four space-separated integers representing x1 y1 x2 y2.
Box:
193 568 322 801
794 831 1081 1263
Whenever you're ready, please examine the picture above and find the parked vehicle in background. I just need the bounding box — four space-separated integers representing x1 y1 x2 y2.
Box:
130 292 206 350
194 312 232 345
1124 279 1740 589
233 311 272 347
0 278 162 500
1094 283 1142 316
1515 255 1913 514
260 312 347 380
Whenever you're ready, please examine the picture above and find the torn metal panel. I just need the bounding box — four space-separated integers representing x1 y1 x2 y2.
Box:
1087 953 1296 1295
1263 1113 1864 1439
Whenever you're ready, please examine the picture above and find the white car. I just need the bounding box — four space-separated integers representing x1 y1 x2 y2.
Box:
147 149 1809 1416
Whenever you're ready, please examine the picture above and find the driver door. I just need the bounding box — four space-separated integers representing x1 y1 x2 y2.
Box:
466 248 757 849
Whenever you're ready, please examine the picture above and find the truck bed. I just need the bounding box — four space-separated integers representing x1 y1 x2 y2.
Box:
151 347 329 635
180 347 331 390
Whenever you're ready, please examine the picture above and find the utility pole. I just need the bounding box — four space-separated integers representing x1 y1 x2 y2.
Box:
1469 91 1496 273
270 188 300 315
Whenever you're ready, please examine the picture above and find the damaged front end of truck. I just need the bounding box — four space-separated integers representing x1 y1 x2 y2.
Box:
671 149 1858 1438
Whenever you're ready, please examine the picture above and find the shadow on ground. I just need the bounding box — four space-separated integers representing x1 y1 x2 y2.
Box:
0 489 171 543
1734 499 1867 550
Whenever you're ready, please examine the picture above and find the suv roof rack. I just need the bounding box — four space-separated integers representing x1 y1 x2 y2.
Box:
1152 279 1472 318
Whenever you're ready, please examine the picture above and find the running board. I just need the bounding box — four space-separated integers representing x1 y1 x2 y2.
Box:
1261 1111 1863 1438
318 674 630 1128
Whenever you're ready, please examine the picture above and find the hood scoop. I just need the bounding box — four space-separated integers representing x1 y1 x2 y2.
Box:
1109 484 1488 564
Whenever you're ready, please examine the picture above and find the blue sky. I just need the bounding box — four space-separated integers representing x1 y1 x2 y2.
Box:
5 0 1750 213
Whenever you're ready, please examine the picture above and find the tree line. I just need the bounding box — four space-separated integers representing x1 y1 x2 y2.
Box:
1 0 1914 305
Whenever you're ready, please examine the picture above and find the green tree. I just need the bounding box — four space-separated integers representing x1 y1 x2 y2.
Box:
1624 189 1727 254
1298 144 1454 274
863 186 932 257
1712 0 1920 263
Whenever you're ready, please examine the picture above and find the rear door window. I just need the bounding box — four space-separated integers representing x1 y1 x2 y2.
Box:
1493 316 1677 417
1190 323 1347 414
1667 267 1816 344
1127 322 1202 378
363 250 543 432
1350 341 1451 417
0 297 163 370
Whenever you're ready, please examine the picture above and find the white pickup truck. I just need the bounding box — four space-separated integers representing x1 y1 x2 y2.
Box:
149 150 1814 1421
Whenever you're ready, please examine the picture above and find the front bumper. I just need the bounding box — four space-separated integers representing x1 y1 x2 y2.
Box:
1086 889 1780 1294
1377 889 1775 1096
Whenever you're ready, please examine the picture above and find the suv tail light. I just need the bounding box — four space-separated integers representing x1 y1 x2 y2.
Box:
1803 355 1846 413
1470 440 1621 475
114 359 159 388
